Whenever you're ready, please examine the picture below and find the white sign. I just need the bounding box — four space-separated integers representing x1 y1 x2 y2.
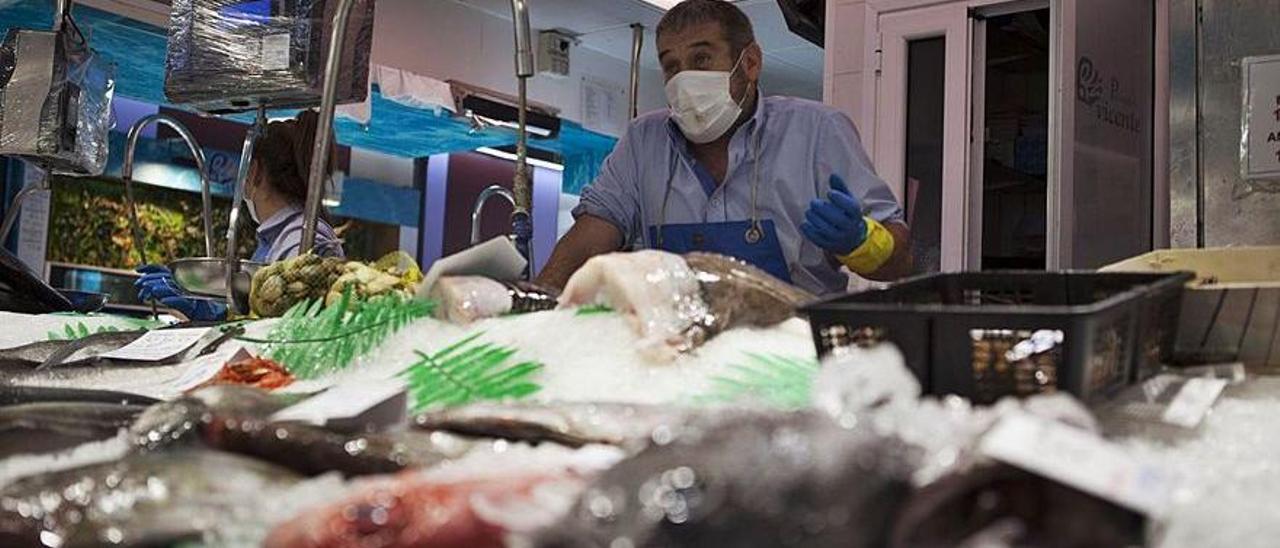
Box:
99 327 212 362
1162 377 1228 429
15 165 49 274
980 411 1175 517
1242 55 1280 179
271 379 406 425
170 346 250 392
581 76 625 137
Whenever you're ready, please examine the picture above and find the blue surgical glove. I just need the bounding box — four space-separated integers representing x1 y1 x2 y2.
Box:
134 265 227 321
801 174 868 256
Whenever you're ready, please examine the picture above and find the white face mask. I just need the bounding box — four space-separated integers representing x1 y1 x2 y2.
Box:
665 47 752 144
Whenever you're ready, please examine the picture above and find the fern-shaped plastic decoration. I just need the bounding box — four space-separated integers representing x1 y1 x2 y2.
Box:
696 353 820 409
401 332 543 412
250 288 435 379
46 322 121 341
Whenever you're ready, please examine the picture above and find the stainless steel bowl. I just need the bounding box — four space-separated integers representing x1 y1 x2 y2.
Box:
169 257 264 298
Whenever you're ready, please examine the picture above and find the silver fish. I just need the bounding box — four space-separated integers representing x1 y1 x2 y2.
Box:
132 385 478 476
0 386 159 407
412 401 698 452
535 411 917 548
0 449 301 547
0 402 145 459
891 463 1145 548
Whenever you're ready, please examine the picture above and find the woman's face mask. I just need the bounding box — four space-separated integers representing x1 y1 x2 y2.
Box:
244 169 260 224
664 46 752 144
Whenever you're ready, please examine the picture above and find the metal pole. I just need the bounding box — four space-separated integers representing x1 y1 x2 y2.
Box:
510 0 535 78
51 0 70 32
300 0 357 254
225 106 266 308
629 23 644 119
0 178 47 243
509 0 534 275
122 113 211 266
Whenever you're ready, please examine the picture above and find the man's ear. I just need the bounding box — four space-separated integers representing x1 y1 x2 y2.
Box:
744 42 764 82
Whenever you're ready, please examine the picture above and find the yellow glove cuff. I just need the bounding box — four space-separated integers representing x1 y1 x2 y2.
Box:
837 218 895 275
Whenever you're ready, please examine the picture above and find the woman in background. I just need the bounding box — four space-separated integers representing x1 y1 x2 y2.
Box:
135 109 345 320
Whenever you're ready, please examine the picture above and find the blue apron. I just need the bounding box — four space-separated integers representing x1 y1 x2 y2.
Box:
648 219 793 283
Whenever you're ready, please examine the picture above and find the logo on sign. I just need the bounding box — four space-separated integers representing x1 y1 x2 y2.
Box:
205 149 241 189
1076 56 1141 134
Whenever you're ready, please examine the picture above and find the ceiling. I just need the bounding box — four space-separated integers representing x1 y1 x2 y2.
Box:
449 0 825 99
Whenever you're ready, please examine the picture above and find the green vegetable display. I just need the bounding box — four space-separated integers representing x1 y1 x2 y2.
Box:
47 176 255 269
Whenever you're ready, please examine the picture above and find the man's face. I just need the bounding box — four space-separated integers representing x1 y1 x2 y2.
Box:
657 21 760 104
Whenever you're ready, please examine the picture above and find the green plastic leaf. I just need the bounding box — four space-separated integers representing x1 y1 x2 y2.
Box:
694 353 820 409
405 332 544 412
244 290 436 379
575 304 614 316
45 321 126 341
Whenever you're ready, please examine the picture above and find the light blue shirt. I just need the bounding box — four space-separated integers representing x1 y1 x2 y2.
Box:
574 94 903 295
252 204 345 263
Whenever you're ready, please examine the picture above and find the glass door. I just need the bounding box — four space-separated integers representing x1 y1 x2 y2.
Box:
874 4 970 273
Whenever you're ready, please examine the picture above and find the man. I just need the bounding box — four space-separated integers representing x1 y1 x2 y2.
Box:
536 0 911 295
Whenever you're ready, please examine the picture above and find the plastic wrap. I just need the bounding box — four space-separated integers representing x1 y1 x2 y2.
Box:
0 26 114 175
164 0 375 114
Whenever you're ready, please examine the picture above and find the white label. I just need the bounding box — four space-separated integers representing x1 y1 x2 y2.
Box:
170 346 250 392
99 327 212 362
261 33 291 71
980 412 1174 517
272 379 405 425
1242 56 1280 179
16 166 49 274
580 76 625 138
1162 377 1228 428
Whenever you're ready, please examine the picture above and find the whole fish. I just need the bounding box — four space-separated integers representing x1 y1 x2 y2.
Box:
559 251 814 361
0 449 301 548
132 385 478 476
413 401 695 452
0 385 159 407
0 330 144 372
891 463 1145 548
266 444 624 548
0 324 241 373
0 402 145 459
682 252 814 345
535 411 917 548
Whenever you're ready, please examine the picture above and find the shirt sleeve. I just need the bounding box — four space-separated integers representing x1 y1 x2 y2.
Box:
815 111 905 225
572 124 643 244
266 219 344 262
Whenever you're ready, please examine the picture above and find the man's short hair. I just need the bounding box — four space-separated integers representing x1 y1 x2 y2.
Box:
656 0 756 59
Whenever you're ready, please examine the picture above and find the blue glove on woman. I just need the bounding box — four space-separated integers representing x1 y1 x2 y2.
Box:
801 174 868 256
135 264 226 321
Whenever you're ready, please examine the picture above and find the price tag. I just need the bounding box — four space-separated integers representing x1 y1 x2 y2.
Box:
272 380 406 426
261 33 291 71
170 346 250 392
99 327 212 362
1162 377 1228 429
980 411 1174 517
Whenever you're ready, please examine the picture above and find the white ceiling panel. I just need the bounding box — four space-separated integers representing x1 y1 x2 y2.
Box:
445 0 823 99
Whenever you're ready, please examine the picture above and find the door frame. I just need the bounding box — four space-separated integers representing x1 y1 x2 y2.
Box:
872 3 971 271
864 0 1170 269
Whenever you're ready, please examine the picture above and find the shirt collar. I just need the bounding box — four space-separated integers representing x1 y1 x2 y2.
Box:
255 204 302 240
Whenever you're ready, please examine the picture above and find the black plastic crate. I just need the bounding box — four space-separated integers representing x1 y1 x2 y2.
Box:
803 271 1193 404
